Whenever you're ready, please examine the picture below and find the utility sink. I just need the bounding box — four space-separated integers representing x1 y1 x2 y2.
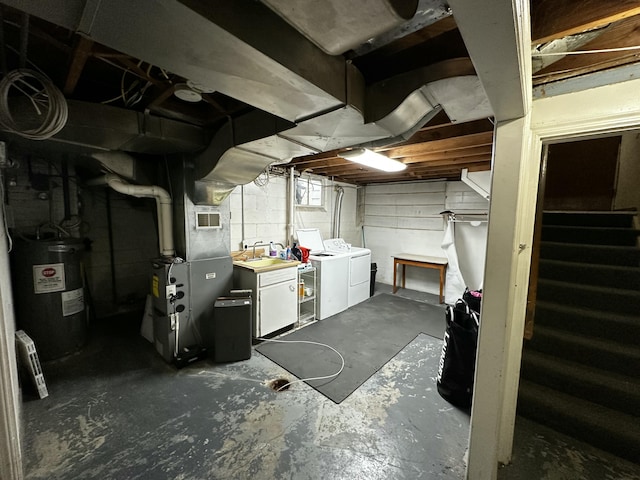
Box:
233 257 300 272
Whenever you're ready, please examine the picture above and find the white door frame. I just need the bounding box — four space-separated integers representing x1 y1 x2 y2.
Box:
0 209 23 479
467 77 640 479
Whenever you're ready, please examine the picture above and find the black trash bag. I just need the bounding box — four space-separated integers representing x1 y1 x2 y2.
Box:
436 299 479 409
462 288 482 314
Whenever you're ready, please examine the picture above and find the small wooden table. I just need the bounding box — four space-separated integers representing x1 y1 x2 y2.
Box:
392 254 448 303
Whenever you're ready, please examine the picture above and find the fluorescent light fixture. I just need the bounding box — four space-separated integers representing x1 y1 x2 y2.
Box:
338 148 407 172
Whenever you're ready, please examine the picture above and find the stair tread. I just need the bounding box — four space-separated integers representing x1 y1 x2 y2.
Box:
519 380 640 435
541 241 639 251
538 277 640 297
544 225 640 232
522 349 640 393
540 258 640 273
536 300 639 325
533 324 640 358
544 210 637 215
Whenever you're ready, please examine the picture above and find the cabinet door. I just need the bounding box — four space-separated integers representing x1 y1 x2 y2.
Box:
258 280 297 336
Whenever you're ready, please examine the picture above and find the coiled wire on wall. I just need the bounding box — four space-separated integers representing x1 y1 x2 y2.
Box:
0 69 68 140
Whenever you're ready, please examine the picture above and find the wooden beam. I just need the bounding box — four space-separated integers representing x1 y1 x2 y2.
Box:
200 93 226 113
531 0 640 45
309 153 491 177
145 85 177 110
63 35 93 95
118 57 164 86
383 131 494 158
401 147 492 163
533 53 640 86
394 118 494 146
407 156 491 169
533 15 640 85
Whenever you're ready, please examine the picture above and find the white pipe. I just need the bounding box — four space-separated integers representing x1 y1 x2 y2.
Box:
288 167 295 245
332 185 344 238
88 174 175 257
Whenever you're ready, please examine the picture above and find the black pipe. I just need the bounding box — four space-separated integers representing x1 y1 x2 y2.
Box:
105 189 118 304
0 7 8 75
61 157 71 221
19 12 28 69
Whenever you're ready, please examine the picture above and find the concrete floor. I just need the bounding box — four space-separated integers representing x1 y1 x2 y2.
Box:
19 284 640 479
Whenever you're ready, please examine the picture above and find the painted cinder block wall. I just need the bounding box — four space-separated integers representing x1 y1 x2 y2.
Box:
364 181 489 297
228 175 361 251
4 157 491 319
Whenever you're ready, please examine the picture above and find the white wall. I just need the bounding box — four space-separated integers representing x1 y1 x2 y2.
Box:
615 130 640 212
363 180 488 296
228 174 360 251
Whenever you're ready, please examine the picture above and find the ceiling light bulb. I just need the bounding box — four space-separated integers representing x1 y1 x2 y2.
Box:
338 148 406 172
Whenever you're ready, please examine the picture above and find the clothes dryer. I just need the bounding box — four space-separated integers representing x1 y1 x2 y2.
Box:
324 238 372 307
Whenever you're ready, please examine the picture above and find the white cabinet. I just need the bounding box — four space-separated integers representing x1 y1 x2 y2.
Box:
233 266 298 337
298 267 316 327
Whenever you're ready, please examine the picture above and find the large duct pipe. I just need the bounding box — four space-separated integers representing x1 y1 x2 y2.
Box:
88 174 175 258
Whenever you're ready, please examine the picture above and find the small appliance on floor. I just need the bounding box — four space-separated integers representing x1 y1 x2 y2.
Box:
211 290 252 362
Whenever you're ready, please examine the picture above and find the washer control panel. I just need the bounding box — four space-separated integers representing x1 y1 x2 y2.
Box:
324 238 351 252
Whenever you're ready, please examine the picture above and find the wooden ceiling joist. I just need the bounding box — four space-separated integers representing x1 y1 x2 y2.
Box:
390 118 493 146
382 131 494 158
399 147 492 164
533 15 640 85
531 0 640 45
63 35 93 95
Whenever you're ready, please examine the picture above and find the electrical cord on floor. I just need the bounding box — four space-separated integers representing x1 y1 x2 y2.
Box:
256 337 345 392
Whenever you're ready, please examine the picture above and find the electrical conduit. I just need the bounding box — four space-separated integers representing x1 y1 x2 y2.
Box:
88 174 175 258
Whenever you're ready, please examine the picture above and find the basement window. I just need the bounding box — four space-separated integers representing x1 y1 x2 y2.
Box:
295 175 323 208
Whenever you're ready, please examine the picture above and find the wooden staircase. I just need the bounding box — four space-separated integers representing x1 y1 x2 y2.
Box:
518 211 640 463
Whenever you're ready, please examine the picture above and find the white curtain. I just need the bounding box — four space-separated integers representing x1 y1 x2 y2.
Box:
441 220 467 304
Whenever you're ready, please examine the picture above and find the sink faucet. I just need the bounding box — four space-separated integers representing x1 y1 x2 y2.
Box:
251 241 285 259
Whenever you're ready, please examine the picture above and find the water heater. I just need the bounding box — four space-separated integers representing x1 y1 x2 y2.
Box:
11 237 87 361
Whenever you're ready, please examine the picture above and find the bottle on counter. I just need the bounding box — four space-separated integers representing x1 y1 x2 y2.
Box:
286 246 291 260
269 242 277 257
291 243 302 261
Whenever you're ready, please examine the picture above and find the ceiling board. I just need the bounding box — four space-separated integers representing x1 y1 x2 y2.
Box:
531 0 640 45
533 15 640 85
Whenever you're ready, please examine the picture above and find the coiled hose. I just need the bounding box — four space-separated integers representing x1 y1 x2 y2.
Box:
0 69 68 140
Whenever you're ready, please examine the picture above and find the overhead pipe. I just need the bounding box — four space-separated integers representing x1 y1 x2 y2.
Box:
332 185 344 238
288 166 295 245
88 174 175 258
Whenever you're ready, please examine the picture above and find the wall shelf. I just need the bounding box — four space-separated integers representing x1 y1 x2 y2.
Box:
297 267 316 328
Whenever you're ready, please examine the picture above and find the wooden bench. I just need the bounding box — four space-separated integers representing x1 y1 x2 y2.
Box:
392 254 448 304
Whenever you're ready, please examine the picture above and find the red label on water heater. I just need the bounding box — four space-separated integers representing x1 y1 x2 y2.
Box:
32 263 66 294
42 268 56 277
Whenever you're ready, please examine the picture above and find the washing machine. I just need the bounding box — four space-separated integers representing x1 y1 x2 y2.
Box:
296 229 351 320
324 238 372 307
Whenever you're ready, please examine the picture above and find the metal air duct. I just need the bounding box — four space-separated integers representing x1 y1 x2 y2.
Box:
5 0 493 206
